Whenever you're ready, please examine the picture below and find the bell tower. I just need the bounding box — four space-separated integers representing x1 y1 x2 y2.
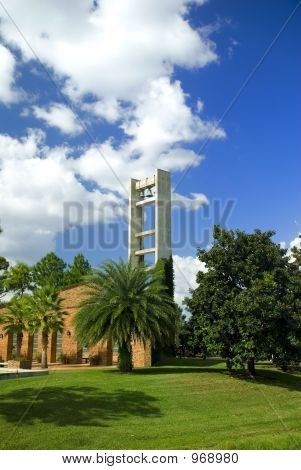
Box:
128 169 171 265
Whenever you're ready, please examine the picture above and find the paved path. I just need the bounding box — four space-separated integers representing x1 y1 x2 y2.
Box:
0 368 49 380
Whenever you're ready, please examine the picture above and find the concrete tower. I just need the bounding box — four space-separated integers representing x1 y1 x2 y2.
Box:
128 169 171 265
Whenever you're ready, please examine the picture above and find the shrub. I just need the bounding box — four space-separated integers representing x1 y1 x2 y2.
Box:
88 353 102 366
59 353 78 364
34 352 42 363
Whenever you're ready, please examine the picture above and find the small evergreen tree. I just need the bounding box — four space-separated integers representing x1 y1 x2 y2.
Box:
63 253 92 286
32 252 66 289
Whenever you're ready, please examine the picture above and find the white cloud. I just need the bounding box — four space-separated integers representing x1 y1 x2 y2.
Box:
0 1 226 263
280 234 300 263
0 130 122 263
72 139 205 197
0 0 217 101
32 103 82 135
173 254 206 307
82 98 125 124
0 128 44 160
0 1 225 175
288 233 301 262
290 233 301 251
172 191 208 210
73 78 224 195
158 148 204 172
0 44 21 104
123 77 225 158
196 99 204 113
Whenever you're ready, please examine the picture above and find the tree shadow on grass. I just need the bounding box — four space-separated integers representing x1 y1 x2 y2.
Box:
0 386 162 427
233 367 301 394
160 358 224 367
104 361 301 394
130 367 229 376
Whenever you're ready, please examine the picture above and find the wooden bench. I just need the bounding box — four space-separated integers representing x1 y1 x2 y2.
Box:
82 354 89 364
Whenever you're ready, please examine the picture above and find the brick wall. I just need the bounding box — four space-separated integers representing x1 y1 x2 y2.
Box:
0 287 152 367
0 309 9 361
20 332 33 360
0 307 11 361
132 340 152 368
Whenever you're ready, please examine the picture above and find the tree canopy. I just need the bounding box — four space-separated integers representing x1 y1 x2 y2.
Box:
0 256 9 300
27 285 67 368
185 226 301 374
63 253 92 286
4 262 33 298
0 295 31 357
32 252 66 289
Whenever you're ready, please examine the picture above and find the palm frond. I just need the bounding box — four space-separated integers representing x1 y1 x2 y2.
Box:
73 259 176 349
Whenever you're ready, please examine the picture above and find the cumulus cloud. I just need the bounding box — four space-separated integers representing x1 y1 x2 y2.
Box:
0 2 224 148
0 130 122 263
172 191 208 210
32 103 82 135
82 98 126 124
0 128 44 159
173 254 207 307
73 78 224 195
0 0 218 101
0 44 21 104
287 233 301 262
279 234 301 262
122 77 225 158
0 1 226 263
290 233 301 251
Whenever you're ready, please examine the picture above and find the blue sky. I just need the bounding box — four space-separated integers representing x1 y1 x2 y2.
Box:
176 0 301 243
0 0 300 304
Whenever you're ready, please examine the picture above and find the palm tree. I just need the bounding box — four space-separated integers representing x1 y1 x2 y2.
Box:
73 259 176 372
28 286 67 368
0 295 31 357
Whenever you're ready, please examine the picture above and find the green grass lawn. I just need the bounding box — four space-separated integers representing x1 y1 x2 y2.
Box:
0 358 301 450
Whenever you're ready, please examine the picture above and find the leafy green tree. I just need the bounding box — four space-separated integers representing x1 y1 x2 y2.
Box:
63 253 91 286
291 236 301 266
178 315 207 358
0 295 31 357
32 252 66 289
0 256 9 300
28 286 67 368
185 226 300 375
271 241 301 370
3 262 33 298
74 259 176 372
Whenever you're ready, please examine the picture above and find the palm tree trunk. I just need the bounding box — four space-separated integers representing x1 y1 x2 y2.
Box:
41 331 48 369
16 333 23 358
118 341 132 372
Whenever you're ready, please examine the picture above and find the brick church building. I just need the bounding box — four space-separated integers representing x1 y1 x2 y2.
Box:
0 285 151 368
